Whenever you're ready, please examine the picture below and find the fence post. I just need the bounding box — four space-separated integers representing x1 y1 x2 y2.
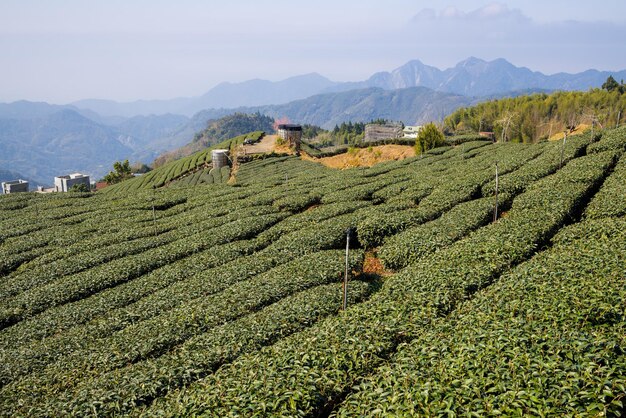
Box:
152 186 158 237
560 131 567 169
493 162 499 222
342 228 353 311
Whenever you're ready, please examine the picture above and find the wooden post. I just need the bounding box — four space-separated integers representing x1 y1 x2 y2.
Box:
493 162 499 223
591 120 594 139
152 186 158 237
342 228 350 311
560 131 567 169
618 110 622 128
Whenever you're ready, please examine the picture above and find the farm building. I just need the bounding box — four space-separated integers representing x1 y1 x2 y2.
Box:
364 122 404 142
277 124 302 151
54 173 90 192
1 179 29 194
403 125 423 138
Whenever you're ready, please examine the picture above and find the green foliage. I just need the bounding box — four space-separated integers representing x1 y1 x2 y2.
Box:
602 75 626 94
194 112 273 145
585 150 626 219
102 159 133 185
445 89 626 142
301 124 324 139
68 183 90 193
336 216 626 417
155 113 272 166
415 122 445 154
102 131 263 193
1 130 625 416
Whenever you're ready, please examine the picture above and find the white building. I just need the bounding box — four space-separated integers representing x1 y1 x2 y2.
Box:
54 173 90 192
403 125 423 139
1 180 29 194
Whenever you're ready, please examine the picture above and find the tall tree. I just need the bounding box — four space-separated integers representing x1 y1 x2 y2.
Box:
602 76 620 92
495 111 518 142
103 160 133 185
415 123 445 154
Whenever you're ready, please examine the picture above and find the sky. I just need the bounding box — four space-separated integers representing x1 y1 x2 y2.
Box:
1 0 626 103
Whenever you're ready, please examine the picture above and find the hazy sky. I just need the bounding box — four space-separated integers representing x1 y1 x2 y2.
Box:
1 0 625 103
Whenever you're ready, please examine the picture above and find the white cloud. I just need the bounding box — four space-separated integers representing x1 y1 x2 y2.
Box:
412 3 530 23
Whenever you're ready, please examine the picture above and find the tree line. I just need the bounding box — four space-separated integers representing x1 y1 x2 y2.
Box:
444 78 625 143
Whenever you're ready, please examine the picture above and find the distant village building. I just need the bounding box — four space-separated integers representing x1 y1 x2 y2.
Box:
54 173 90 192
364 122 403 142
277 124 302 152
403 125 423 139
1 179 29 194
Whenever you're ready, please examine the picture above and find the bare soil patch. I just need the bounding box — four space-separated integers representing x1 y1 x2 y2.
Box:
241 134 278 154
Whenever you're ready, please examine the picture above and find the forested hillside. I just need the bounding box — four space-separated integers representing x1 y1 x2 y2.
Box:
0 126 625 416
445 87 626 142
153 113 274 166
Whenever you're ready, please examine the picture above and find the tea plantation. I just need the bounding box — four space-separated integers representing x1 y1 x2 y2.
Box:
0 126 625 417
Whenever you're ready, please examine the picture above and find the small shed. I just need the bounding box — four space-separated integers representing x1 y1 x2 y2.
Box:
277 124 302 151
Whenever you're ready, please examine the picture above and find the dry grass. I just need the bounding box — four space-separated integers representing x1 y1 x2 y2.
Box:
549 124 590 141
302 145 415 169
362 251 393 277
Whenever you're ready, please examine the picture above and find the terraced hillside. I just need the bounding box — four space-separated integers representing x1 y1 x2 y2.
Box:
0 126 625 417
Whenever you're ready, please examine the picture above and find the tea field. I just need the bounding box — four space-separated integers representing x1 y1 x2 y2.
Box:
0 126 625 416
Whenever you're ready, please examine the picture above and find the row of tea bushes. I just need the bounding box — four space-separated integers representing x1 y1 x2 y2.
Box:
0 250 365 416
335 216 626 416
134 150 614 417
585 153 626 219
27 282 377 417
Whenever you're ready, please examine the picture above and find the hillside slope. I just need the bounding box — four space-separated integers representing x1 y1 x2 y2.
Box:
445 88 626 142
0 126 624 416
188 86 474 130
0 109 133 185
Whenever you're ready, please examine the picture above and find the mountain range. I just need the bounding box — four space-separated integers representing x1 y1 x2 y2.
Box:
325 57 626 97
70 57 626 118
2 57 625 187
191 87 474 130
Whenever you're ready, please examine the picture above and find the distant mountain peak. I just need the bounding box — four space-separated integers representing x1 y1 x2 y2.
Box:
457 56 487 67
66 56 626 119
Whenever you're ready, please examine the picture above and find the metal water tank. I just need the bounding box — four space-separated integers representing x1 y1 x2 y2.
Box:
212 149 230 169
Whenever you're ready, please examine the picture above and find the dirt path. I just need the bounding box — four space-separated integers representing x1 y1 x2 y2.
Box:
241 134 277 154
